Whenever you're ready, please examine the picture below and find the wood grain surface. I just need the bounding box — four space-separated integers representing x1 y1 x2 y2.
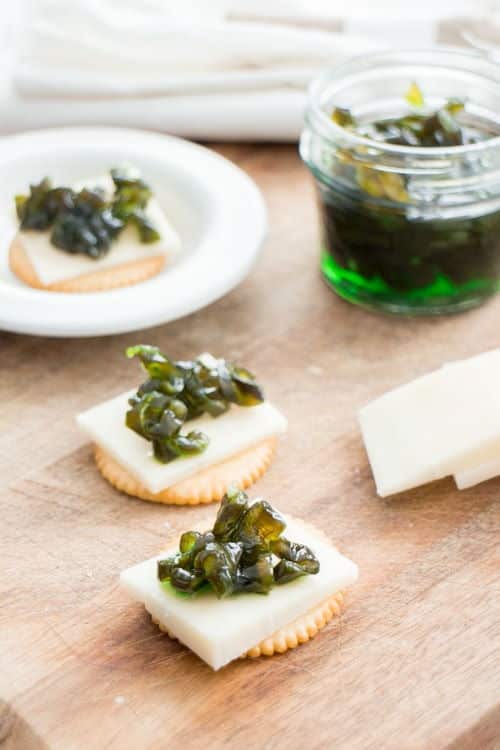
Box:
1 144 499 750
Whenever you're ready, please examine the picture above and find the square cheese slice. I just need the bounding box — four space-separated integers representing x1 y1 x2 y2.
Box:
359 347 500 496
77 391 287 494
120 517 358 670
18 174 182 286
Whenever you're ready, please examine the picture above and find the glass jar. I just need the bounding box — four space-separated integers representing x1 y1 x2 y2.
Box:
300 49 500 314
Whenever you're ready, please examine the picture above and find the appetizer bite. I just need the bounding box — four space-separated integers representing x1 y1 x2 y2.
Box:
120 485 358 670
77 346 287 504
9 167 181 292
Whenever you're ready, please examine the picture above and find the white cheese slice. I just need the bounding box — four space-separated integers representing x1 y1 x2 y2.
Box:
454 454 500 489
444 351 500 489
120 517 358 670
77 390 287 494
445 350 500 489
359 347 500 496
18 174 182 285
441 347 500 372
359 369 448 496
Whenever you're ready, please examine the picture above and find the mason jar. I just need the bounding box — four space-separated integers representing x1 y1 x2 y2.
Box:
300 49 500 314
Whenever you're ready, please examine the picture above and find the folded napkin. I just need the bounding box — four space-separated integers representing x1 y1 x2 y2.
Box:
0 0 493 141
0 0 383 140
15 1 378 98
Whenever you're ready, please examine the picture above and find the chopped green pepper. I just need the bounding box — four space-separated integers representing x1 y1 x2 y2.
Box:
15 167 161 258
331 83 472 150
126 345 264 463
320 83 500 309
157 485 320 597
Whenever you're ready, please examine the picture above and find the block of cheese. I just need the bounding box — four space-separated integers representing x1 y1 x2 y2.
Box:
19 174 181 285
444 351 500 489
120 517 358 670
445 351 500 489
359 347 500 496
77 390 287 494
454 456 500 489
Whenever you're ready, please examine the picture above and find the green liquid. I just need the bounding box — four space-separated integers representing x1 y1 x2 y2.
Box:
321 251 495 315
312 102 500 315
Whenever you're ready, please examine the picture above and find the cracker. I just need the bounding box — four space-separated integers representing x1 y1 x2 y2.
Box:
148 518 348 664
9 233 165 293
94 437 277 505
243 591 344 658
151 591 345 661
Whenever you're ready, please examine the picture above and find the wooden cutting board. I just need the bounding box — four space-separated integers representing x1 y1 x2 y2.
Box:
1 144 499 750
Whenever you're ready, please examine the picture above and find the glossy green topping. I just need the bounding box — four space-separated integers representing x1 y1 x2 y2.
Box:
331 82 474 148
157 485 320 598
125 345 264 463
109 167 161 244
15 167 160 258
320 83 500 308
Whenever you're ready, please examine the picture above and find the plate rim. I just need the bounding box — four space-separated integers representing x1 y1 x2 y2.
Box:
0 126 267 337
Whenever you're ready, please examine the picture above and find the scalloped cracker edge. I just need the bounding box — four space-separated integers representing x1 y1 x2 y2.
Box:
151 590 345 661
9 233 165 293
94 437 277 505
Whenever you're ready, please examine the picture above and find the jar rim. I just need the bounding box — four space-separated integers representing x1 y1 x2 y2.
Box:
307 47 500 158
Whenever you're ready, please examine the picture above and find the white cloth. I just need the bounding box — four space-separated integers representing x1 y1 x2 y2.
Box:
15 2 377 97
0 0 495 141
0 0 382 140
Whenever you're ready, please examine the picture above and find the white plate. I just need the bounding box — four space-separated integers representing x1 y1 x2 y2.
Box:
0 127 267 337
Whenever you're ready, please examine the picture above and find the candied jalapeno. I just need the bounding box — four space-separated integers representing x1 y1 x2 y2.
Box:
300 50 500 314
157 485 320 598
332 83 474 149
125 346 264 463
14 167 161 258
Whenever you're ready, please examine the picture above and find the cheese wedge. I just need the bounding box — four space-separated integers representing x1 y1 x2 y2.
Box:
120 517 358 670
77 390 287 494
359 347 500 496
17 174 181 286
